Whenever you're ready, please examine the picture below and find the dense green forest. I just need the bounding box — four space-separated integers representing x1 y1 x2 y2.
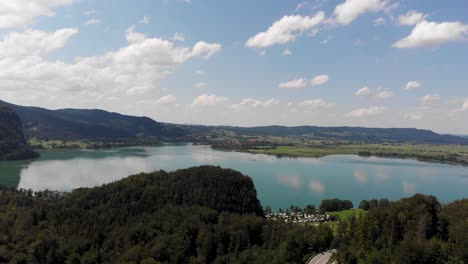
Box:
0 166 333 263
0 104 38 160
333 195 468 264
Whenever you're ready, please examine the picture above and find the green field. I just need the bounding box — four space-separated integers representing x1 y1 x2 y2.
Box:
29 139 89 149
327 209 367 220
246 142 468 166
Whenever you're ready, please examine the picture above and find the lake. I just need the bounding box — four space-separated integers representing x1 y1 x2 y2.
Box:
1 144 467 210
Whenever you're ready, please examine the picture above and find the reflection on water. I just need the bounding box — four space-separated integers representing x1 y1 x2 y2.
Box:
0 144 467 210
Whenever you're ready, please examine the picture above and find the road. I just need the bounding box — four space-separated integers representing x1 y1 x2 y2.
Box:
308 250 337 264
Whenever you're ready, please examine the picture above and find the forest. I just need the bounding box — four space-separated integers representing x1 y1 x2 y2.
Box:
0 104 38 161
0 166 333 264
0 166 466 264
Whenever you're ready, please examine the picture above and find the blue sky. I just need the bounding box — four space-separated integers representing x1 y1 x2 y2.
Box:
0 0 467 133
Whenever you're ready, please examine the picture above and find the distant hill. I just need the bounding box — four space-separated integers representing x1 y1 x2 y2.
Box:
205 125 468 144
1 100 467 144
0 104 38 160
0 100 188 140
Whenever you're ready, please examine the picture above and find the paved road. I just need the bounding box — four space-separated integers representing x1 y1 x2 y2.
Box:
308 250 337 264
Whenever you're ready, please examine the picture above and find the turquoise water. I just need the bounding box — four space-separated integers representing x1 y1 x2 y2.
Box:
1 144 467 210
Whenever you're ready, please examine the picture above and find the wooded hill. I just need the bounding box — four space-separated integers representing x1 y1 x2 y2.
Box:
0 104 38 160
1 100 467 144
0 166 333 263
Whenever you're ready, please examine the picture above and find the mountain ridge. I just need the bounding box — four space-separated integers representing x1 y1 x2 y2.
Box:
1 99 467 145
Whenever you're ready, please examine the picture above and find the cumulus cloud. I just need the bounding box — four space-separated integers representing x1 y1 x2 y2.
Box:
398 11 426 26
463 99 468 112
234 98 279 109
245 12 325 48
191 41 222 59
0 27 222 109
85 19 101 25
333 0 388 25
156 94 176 104
393 20 468 48
420 94 441 107
297 99 334 111
125 26 146 43
355 86 372 96
405 81 422 90
0 28 78 58
374 17 386 26
346 106 386 117
376 89 394 99
172 32 185 42
282 48 292 56
192 94 228 107
311 74 329 86
194 82 207 89
279 78 308 89
138 16 150 24
0 0 72 29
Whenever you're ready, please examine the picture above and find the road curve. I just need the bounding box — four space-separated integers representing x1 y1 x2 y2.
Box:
308 250 337 264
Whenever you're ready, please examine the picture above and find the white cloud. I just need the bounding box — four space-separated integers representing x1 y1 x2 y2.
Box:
398 11 426 26
195 69 205 76
311 74 329 86
192 94 228 107
279 78 308 89
405 81 422 90
295 2 307 11
355 86 372 96
333 0 388 25
191 41 222 59
259 50 267 56
194 82 206 89
346 106 386 117
420 94 440 107
245 12 325 48
374 17 386 26
125 26 146 43
376 89 394 99
322 35 333 44
298 99 334 111
172 32 185 42
0 0 72 29
394 20 468 48
462 99 468 112
139 16 150 24
0 27 221 108
85 19 101 25
83 10 95 16
156 94 176 104
0 28 78 58
282 48 292 56
235 98 280 109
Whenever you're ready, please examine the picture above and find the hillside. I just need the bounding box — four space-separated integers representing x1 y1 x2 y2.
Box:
0 104 38 160
0 166 333 263
1 100 467 145
0 100 188 140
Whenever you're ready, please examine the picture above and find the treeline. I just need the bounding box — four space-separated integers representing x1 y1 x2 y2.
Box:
319 199 353 212
333 194 468 264
0 166 333 263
